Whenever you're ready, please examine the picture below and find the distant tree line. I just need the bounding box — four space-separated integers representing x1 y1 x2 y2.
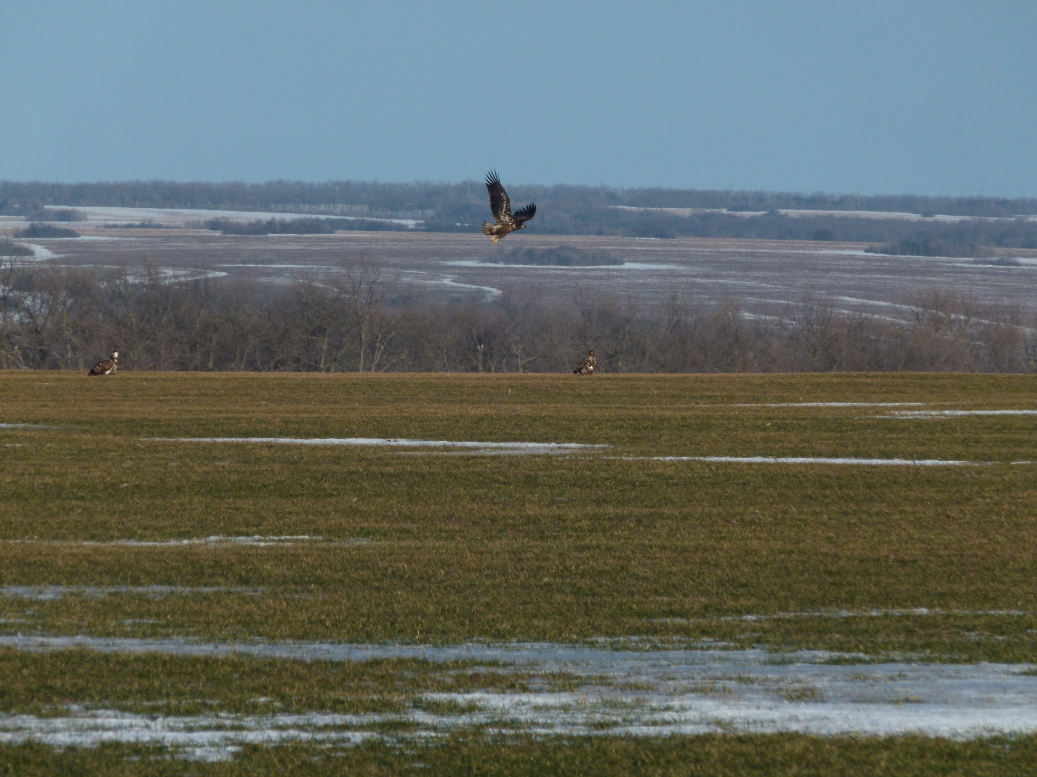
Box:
3 179 1036 218
481 246 623 267
2 256 1033 374
204 217 410 235
12 223 80 239
4 180 1037 250
523 208 1037 248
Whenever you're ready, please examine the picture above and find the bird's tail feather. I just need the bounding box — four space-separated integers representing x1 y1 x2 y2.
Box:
481 222 495 236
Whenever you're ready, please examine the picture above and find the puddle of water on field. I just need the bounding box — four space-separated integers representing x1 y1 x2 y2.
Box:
145 438 606 455
1 639 1036 760
0 423 56 429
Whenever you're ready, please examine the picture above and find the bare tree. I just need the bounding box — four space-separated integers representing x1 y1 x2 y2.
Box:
337 255 398 372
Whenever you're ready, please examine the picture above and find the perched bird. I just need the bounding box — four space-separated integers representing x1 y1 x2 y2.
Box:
574 350 597 375
88 351 119 376
482 170 535 244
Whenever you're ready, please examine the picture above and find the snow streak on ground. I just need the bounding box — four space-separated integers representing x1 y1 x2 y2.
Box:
612 456 1002 466
20 243 60 261
1 638 1036 760
885 409 1037 419
0 536 349 548
0 586 263 601
146 438 607 455
731 402 924 408
653 608 1030 624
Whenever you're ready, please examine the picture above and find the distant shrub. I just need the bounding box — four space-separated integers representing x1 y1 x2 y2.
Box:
33 206 82 220
812 228 835 241
103 221 166 229
13 223 80 238
0 239 33 257
23 207 84 222
866 236 988 258
205 218 335 235
482 246 623 267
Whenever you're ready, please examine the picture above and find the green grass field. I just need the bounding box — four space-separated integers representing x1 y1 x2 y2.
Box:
2 372 1036 773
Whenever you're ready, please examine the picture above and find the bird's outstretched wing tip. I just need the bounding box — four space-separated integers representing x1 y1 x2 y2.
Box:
513 202 536 223
485 169 500 186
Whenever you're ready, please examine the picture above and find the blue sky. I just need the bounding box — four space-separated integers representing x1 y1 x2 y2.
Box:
1 1 1034 196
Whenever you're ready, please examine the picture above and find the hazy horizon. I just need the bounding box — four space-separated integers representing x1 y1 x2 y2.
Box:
2 2 1034 198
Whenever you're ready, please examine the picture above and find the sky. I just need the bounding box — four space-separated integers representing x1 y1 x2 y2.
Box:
1 1 1035 197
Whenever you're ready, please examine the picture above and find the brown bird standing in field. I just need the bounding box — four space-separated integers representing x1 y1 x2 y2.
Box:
88 351 119 376
482 170 536 244
574 350 597 375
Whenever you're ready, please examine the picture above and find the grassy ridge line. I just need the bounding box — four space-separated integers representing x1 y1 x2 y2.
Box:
0 372 1036 656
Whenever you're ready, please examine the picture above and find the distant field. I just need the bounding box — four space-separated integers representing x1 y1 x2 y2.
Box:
12 224 1037 318
2 372 1036 771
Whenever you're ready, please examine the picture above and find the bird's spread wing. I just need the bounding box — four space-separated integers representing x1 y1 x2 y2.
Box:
512 202 536 225
485 170 512 224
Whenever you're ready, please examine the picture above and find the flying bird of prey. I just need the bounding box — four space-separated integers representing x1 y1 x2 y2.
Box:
482 170 535 244
574 350 597 375
88 351 119 376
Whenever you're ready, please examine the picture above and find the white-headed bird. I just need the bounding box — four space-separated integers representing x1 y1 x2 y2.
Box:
88 351 119 376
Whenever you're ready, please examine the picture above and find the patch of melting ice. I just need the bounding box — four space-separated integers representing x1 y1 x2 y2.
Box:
145 438 605 455
612 456 995 466
1 638 1036 760
0 586 263 601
